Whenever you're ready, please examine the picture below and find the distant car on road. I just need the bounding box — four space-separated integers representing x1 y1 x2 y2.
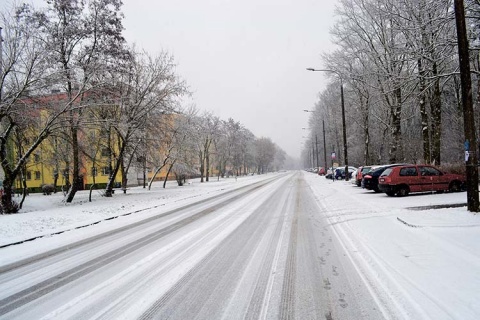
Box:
378 165 466 196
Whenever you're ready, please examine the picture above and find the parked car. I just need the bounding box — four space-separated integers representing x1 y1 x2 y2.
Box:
325 167 334 179
318 167 326 176
350 170 358 184
362 164 406 192
378 164 466 196
355 165 380 187
334 166 357 180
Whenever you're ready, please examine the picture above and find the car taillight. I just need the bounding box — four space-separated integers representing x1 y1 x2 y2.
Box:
364 175 372 179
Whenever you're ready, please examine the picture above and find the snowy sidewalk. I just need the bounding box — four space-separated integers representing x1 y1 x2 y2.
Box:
303 172 480 319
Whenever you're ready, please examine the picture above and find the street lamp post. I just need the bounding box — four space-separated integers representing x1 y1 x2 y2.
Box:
306 68 349 180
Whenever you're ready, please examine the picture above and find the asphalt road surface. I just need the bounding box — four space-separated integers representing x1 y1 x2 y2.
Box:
0 172 392 319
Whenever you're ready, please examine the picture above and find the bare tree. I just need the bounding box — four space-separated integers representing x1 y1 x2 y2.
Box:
101 50 187 196
254 137 276 174
0 5 69 213
27 0 127 203
192 112 221 182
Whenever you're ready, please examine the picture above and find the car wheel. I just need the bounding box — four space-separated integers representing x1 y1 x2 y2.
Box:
386 191 396 197
397 186 409 197
449 181 461 193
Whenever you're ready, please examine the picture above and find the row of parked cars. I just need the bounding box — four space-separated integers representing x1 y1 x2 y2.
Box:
318 164 466 197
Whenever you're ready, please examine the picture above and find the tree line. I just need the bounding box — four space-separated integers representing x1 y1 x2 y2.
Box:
303 0 480 171
0 1 286 214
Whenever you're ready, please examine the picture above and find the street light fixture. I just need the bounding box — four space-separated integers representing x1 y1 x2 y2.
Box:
306 68 349 180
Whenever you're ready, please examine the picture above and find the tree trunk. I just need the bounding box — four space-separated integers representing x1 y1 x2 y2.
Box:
163 160 175 188
199 150 205 183
1 175 17 214
454 0 479 212
66 112 80 203
418 58 431 164
389 87 402 163
149 162 168 190
89 171 96 202
105 139 127 197
206 153 210 182
203 138 211 182
430 62 442 165
53 173 59 193
360 93 371 165
19 170 28 209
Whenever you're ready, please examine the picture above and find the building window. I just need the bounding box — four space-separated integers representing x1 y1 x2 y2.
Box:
35 171 41 180
34 154 40 163
101 148 110 157
102 167 111 176
26 171 32 180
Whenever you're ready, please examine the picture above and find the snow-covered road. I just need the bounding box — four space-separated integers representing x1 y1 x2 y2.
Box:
0 171 479 319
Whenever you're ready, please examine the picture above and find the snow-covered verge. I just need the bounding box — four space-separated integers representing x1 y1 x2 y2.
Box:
304 172 480 319
0 174 276 250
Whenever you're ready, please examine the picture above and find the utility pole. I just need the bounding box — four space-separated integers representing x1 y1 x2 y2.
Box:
340 79 349 180
322 120 327 170
0 27 3 101
454 0 480 212
306 68 349 180
311 140 315 168
315 134 319 169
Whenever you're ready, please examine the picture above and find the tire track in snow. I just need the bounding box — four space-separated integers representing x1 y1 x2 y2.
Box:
279 197 298 320
138 174 294 319
244 183 292 320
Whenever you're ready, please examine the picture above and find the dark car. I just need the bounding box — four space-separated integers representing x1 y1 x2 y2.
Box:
362 164 406 192
334 166 357 180
378 165 466 196
355 165 377 187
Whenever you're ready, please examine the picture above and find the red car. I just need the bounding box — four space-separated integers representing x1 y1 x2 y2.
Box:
318 167 326 176
355 165 375 186
378 165 465 196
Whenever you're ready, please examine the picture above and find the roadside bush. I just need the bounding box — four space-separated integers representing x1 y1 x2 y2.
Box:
438 163 466 175
0 199 20 214
175 173 185 186
42 184 55 195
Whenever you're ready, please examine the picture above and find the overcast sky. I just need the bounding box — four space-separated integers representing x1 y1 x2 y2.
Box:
121 0 337 158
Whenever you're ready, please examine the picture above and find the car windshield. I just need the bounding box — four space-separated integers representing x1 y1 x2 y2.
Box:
371 168 387 176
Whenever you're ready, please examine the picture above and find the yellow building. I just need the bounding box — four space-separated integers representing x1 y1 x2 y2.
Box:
13 92 121 193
